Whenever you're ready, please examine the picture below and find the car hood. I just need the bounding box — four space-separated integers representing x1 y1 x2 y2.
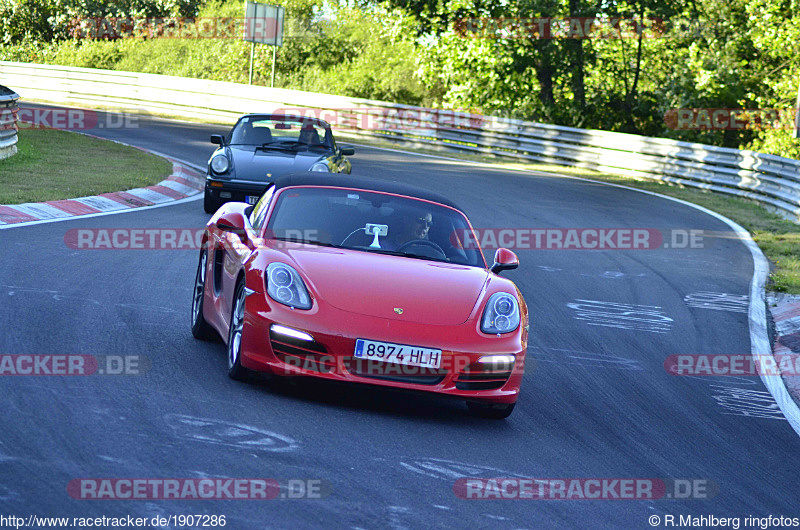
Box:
230 146 325 181
285 246 489 326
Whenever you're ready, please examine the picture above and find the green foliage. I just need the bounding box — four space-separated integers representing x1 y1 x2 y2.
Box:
0 0 207 45
0 0 58 44
1 0 428 104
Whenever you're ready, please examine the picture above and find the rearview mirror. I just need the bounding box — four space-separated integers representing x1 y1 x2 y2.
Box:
340 146 355 156
210 134 225 145
491 248 519 274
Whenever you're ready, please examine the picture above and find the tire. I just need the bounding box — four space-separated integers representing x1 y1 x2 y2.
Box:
466 401 516 419
227 280 251 381
204 191 220 214
191 249 217 341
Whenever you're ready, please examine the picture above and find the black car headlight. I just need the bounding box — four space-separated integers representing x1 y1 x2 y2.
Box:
481 292 520 334
266 263 312 310
211 154 230 174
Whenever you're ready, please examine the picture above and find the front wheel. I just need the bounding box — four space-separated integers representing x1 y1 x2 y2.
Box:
191 249 217 341
227 281 250 381
466 401 516 419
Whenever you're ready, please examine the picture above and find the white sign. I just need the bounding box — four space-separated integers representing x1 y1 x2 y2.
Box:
244 2 284 46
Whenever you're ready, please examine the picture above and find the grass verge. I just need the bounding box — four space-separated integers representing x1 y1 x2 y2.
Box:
0 128 172 204
338 133 800 294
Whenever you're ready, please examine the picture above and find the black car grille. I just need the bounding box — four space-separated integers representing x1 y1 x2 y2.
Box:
269 330 333 373
455 365 512 391
345 358 446 385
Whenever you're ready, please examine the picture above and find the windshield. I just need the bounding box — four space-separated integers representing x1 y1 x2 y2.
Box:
228 116 334 150
265 187 485 267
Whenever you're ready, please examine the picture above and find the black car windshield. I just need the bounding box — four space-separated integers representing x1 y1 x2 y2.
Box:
228 116 333 150
266 187 485 267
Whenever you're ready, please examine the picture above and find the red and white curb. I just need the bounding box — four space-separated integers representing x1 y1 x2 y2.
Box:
0 156 204 225
768 293 800 408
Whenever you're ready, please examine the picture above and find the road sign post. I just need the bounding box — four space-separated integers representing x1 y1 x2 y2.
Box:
244 2 285 87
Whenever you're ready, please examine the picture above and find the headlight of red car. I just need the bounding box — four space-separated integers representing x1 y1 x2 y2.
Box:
481 292 520 334
265 263 312 310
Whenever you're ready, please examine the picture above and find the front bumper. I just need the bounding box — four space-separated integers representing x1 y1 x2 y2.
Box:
206 177 272 204
239 292 528 405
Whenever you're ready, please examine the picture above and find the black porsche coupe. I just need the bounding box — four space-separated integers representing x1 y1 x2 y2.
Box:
204 113 354 213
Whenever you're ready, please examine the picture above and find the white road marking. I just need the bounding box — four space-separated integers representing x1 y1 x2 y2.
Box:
530 347 644 371
400 458 526 481
387 506 411 530
96 455 127 464
163 414 299 452
684 292 749 313
567 299 673 333
709 385 787 420
0 484 18 502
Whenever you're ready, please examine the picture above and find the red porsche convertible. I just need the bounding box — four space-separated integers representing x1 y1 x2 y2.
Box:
191 174 528 418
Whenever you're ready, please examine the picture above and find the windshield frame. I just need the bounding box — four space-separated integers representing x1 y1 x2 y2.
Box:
227 114 335 150
261 185 488 269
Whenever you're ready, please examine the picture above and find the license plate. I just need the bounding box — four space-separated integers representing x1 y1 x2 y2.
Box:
354 339 442 369
245 195 259 205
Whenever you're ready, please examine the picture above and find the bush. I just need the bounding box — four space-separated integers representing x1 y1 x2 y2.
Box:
1 0 429 105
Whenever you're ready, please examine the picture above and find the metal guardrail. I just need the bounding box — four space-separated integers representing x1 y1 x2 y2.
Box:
2 60 799 221
0 85 20 160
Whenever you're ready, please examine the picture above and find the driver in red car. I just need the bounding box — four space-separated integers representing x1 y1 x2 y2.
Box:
384 210 433 250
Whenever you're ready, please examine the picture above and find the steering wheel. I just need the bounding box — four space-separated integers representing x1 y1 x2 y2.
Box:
396 239 447 258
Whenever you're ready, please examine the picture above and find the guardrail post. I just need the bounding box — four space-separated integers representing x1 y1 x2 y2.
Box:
0 85 19 160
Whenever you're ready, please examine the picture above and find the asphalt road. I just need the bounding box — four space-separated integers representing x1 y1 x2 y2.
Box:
1 104 798 528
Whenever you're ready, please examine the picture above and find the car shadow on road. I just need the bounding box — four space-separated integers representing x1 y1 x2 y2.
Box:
239 371 520 427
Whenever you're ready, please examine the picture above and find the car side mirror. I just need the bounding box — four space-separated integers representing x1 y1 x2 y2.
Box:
340 146 355 156
210 134 225 145
217 211 246 233
491 248 519 274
